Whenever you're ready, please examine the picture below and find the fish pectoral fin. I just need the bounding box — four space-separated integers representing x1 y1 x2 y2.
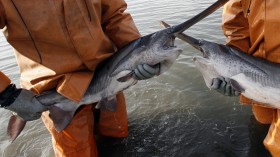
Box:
117 71 134 82
97 96 117 112
7 114 27 142
229 79 245 93
49 105 76 132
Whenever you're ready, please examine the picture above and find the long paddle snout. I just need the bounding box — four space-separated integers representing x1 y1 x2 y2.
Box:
169 0 229 34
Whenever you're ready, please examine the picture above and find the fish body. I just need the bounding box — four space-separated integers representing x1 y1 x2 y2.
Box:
35 30 184 133
193 42 280 108
7 0 229 141
161 21 280 109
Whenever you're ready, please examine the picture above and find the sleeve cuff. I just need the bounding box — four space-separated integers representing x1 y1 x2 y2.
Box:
0 71 11 93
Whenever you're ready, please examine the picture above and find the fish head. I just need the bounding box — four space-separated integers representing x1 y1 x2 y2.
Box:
193 56 220 88
198 40 229 61
144 28 183 74
178 34 233 88
112 0 230 79
147 0 229 74
177 32 231 65
178 33 225 62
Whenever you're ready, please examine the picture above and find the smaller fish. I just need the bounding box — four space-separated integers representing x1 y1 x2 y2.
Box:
161 21 280 109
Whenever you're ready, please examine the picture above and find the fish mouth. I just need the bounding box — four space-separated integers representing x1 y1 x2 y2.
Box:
161 21 204 51
193 56 217 88
163 35 176 50
193 56 211 67
162 21 211 60
193 56 207 62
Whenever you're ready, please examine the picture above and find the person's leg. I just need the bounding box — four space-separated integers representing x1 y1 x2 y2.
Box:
42 105 98 157
252 104 274 124
95 92 128 138
264 109 280 157
248 115 271 157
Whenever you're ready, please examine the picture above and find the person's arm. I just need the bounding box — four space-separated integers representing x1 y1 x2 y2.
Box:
222 0 250 52
0 0 6 29
0 72 12 93
0 73 48 121
0 3 47 120
0 69 47 121
0 1 10 92
101 0 140 48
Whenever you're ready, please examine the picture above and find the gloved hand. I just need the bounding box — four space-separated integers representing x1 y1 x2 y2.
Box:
211 76 240 96
0 84 48 121
133 63 160 80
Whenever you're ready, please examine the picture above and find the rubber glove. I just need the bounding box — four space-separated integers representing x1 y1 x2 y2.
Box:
0 84 48 121
211 76 240 96
133 64 160 80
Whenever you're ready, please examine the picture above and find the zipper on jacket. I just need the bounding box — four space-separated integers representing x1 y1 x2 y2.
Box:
246 0 252 17
11 0 43 64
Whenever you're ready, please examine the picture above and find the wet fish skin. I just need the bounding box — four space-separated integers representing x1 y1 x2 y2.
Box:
7 0 229 142
162 21 280 109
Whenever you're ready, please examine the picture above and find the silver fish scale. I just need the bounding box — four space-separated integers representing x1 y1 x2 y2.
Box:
244 71 280 88
89 64 112 95
214 52 267 79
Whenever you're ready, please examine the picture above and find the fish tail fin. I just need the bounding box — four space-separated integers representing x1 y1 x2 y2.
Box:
7 114 27 142
49 105 77 132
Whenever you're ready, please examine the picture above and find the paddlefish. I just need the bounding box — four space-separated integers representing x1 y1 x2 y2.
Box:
161 21 280 110
7 0 229 142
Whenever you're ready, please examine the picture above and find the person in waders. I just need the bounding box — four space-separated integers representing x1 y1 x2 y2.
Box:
0 0 159 156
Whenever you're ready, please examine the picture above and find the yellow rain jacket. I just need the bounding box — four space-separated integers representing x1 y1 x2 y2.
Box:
0 0 140 156
222 0 280 156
